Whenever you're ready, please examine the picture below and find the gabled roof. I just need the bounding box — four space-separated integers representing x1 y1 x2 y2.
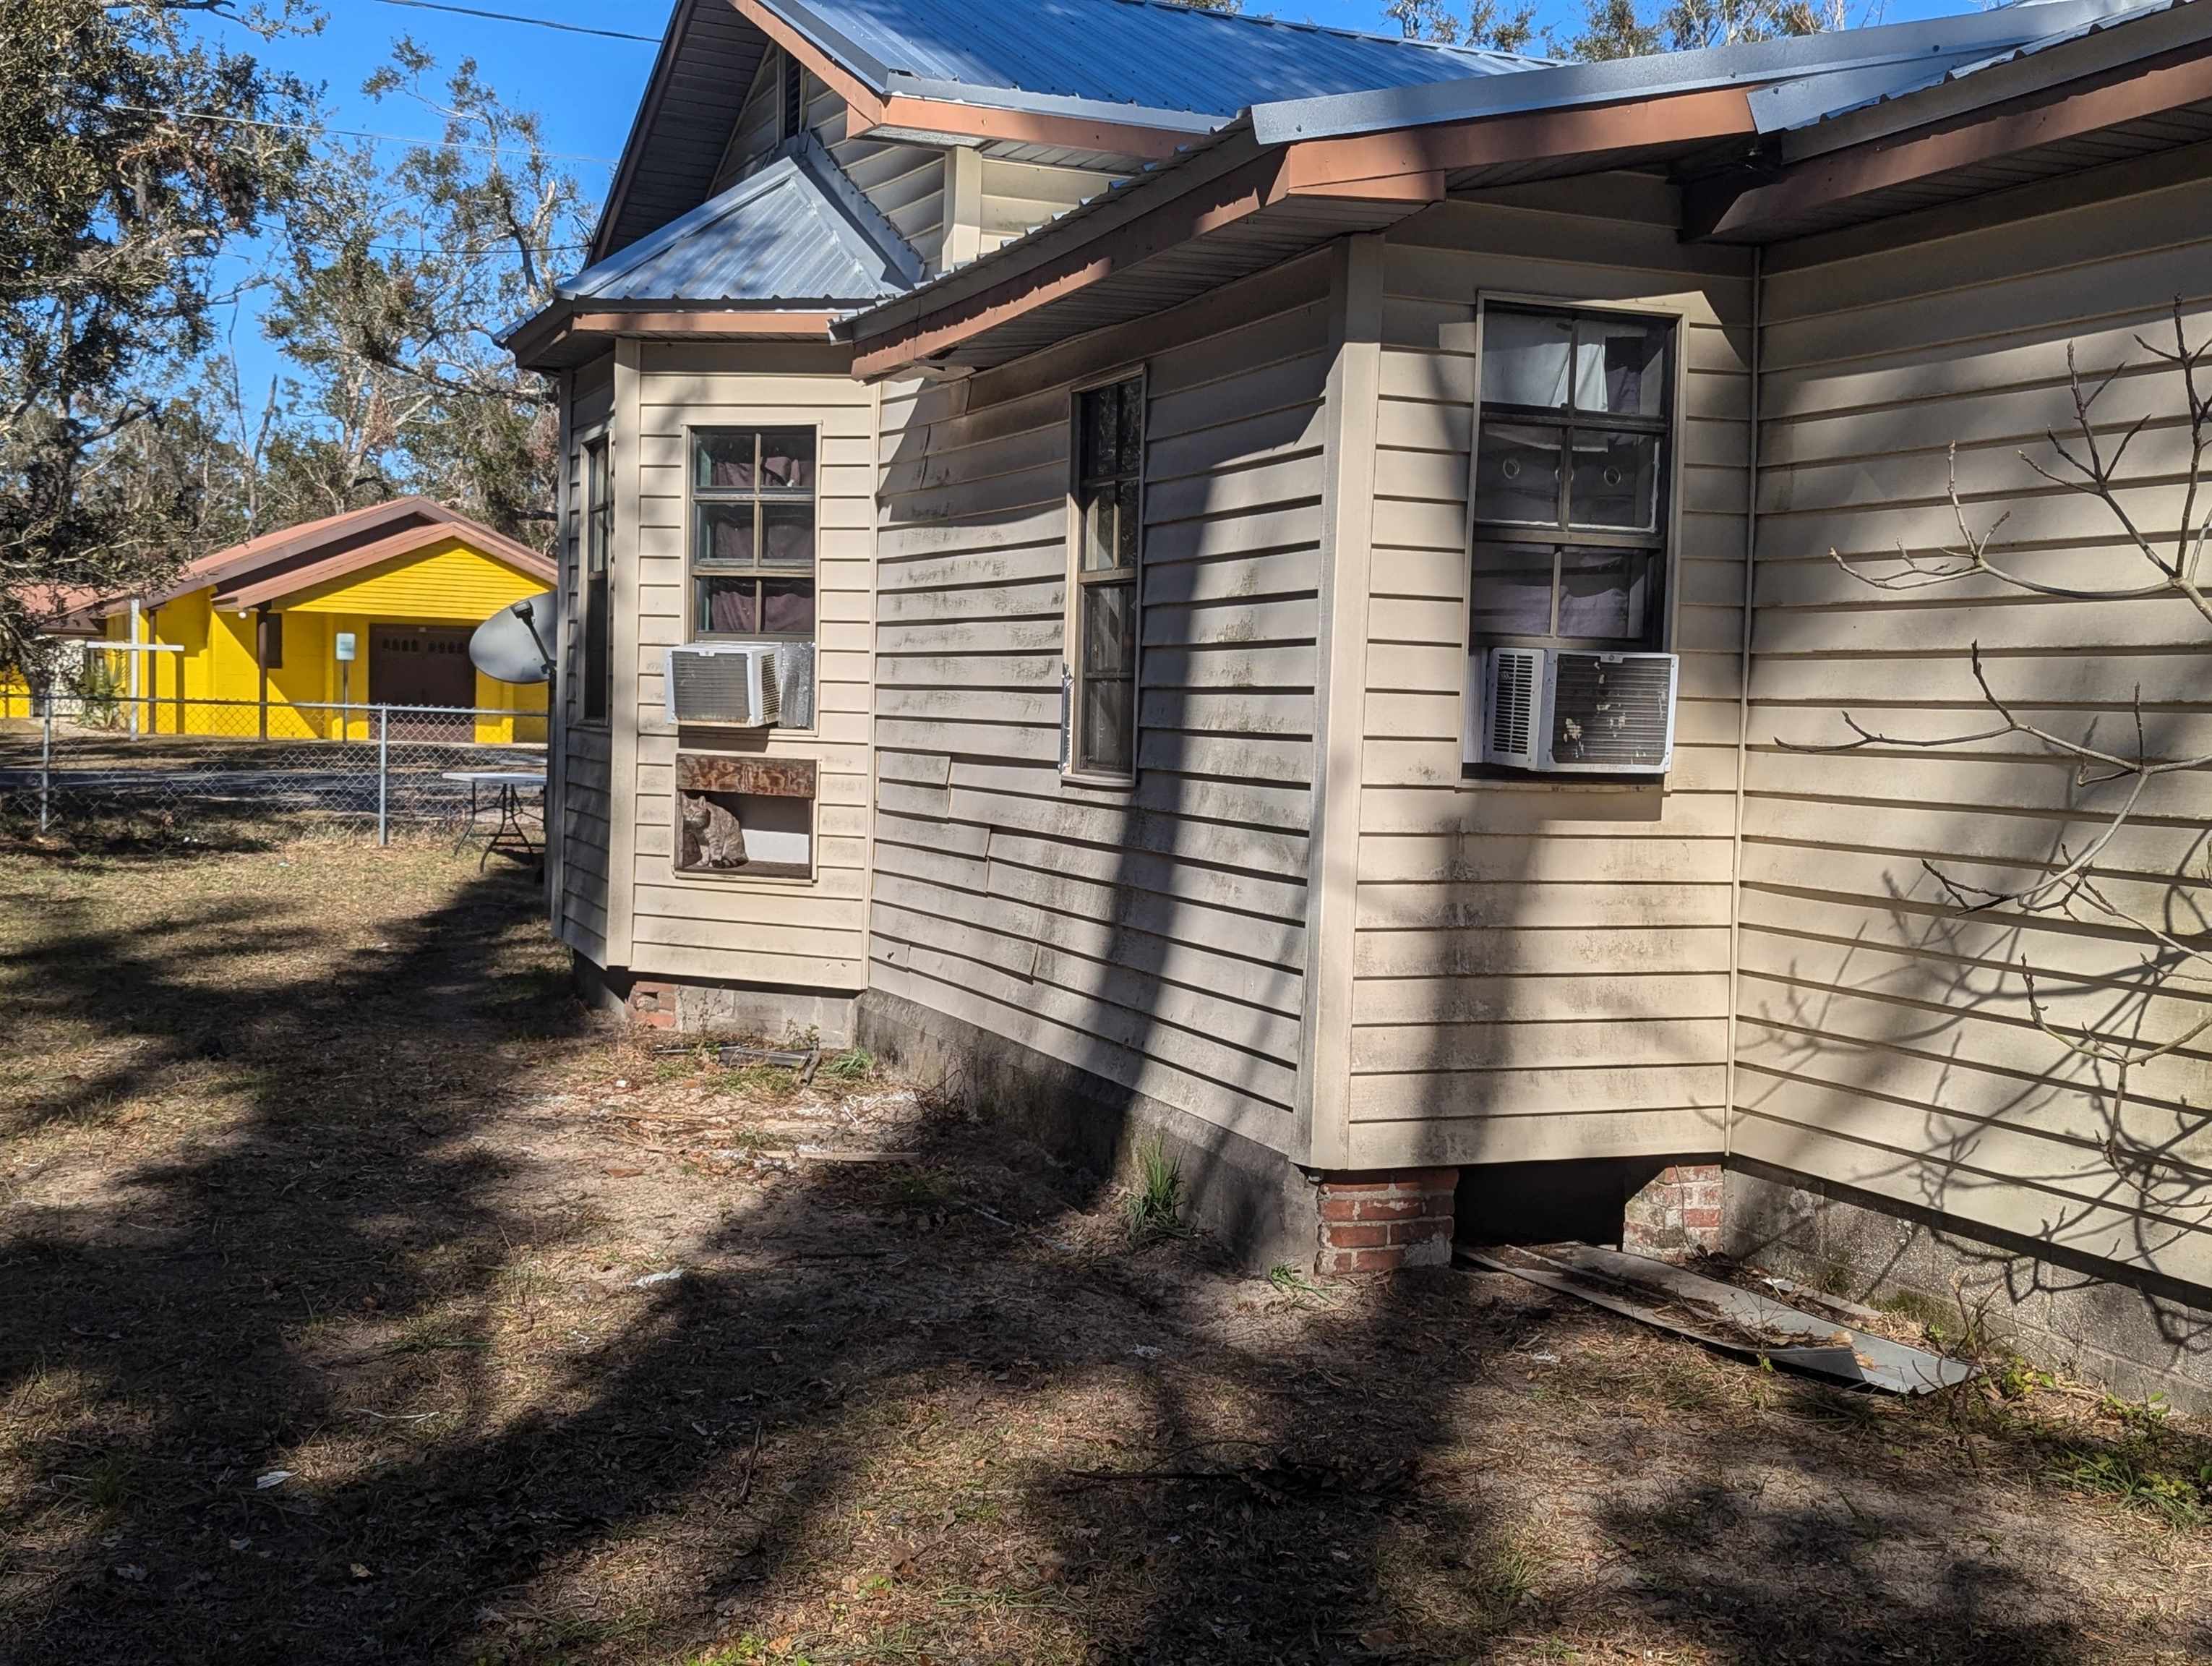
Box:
506 136 918 369
569 134 919 307
108 499 552 618
841 0 2212 375
591 0 1542 261
756 0 1534 125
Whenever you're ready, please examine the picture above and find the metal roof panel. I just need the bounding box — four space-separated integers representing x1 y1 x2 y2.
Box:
563 136 917 305
773 0 1538 120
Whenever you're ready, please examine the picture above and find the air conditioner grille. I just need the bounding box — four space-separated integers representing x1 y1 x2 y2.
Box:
668 646 767 726
1550 652 1673 768
1489 650 1540 760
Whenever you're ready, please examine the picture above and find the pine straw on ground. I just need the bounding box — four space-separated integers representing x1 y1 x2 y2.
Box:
1 839 2208 1666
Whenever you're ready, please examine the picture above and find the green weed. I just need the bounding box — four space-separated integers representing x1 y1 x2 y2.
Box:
820 1046 875 1082
2049 1447 2209 1528
1122 1137 1189 1241
1266 1263 1327 1303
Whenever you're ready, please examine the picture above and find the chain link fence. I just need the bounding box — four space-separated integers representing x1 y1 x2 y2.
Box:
0 692 548 847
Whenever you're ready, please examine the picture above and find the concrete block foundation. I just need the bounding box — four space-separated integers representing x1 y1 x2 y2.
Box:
1723 1161 2212 1413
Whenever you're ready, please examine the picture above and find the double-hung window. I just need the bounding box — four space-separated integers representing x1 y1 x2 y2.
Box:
1068 377 1143 779
581 435 612 723
689 426 818 648
1470 304 1676 652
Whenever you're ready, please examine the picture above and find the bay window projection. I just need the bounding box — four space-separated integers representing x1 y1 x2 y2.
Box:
1068 377 1143 779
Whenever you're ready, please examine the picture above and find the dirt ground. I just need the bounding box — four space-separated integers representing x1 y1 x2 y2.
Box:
3 837 2210 1666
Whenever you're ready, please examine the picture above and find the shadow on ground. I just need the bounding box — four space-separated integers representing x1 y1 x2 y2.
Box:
1 845 2204 1665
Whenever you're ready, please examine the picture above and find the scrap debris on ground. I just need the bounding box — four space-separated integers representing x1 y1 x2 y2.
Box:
2 837 2210 1666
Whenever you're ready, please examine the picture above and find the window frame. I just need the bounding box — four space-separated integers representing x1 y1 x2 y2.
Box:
1465 298 1682 657
578 428 612 727
1459 294 1689 787
685 424 821 648
1062 369 1146 787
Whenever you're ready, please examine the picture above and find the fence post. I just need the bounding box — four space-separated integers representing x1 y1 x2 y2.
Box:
377 705 390 847
38 705 52 833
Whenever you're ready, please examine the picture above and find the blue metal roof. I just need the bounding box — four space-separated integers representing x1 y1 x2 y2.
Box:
1247 0 2161 142
560 134 919 305
771 0 1538 125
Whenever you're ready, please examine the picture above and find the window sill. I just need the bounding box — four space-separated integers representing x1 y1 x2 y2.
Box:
1061 769 1136 793
1459 769 1664 793
672 860 813 883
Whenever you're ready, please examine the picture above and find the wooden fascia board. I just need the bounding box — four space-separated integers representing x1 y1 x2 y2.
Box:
590 0 697 264
1283 86 1759 193
1697 40 2212 240
862 95 1193 161
567 309 838 337
215 527 555 612
849 147 1293 377
729 0 886 125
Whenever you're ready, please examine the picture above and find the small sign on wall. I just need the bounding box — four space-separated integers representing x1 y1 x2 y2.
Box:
335 632 357 662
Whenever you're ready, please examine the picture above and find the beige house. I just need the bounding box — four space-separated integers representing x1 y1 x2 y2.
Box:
509 0 2212 1404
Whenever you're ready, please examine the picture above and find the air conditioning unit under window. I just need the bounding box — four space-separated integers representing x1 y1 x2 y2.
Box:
665 643 774 726
1485 646 1547 770
1475 646 1677 774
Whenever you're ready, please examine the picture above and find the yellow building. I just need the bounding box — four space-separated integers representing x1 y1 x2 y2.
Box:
85 498 553 744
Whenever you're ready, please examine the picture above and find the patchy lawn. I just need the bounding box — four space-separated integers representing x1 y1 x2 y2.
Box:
1 838 2208 1666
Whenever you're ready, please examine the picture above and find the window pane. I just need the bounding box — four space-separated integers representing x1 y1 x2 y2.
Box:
1557 547 1655 641
695 431 755 490
760 579 815 636
762 504 815 566
1117 380 1143 472
1082 581 1135 676
1081 678 1133 776
1475 422 1564 527
1081 490 1118 572
1575 318 1669 418
696 502 756 567
1081 388 1116 480
1568 430 1661 533
758 429 815 490
1470 542 1553 638
698 577 758 635
1115 480 1140 568
1483 309 1574 409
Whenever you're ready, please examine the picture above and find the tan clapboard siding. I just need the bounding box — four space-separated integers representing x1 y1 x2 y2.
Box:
1739 171 2212 1286
1339 199 1752 1168
708 46 784 195
616 343 873 991
975 156 1120 257
869 265 1332 1144
559 356 615 964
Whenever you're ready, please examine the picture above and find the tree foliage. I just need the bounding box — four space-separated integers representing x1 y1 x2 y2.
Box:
1386 0 1837 59
0 0 313 685
256 39 589 546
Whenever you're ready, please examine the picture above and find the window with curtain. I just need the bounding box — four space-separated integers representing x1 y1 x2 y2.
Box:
1470 304 1676 651
689 428 818 648
1069 377 1143 779
582 435 612 724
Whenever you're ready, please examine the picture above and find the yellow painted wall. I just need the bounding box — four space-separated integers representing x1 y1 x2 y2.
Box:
74 537 548 745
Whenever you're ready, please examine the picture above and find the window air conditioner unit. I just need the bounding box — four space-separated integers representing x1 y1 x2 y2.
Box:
1476 647 1678 774
1483 646 1547 770
1545 650 1677 774
665 643 775 727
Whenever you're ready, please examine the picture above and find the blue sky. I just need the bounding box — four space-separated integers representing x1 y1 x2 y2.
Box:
199 0 1974 402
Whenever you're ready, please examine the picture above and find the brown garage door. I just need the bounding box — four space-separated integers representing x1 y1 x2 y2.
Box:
370 625 476 738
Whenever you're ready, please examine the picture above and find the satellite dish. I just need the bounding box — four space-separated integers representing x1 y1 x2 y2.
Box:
471 591 557 685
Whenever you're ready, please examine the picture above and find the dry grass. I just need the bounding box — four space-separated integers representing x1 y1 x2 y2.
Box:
2 837 2210 1665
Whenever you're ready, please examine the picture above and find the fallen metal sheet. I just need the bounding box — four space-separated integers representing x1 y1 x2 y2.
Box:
1457 1243 1976 1395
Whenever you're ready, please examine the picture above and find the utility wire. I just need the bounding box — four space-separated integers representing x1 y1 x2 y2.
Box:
369 0 660 43
103 101 620 166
